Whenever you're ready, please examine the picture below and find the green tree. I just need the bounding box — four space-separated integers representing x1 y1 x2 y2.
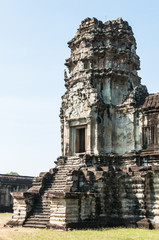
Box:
6 172 19 176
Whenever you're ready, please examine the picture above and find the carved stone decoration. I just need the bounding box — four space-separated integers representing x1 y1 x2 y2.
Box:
7 17 159 230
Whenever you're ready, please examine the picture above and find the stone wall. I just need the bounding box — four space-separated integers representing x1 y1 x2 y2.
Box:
48 159 159 230
0 174 33 212
7 17 159 230
61 17 148 157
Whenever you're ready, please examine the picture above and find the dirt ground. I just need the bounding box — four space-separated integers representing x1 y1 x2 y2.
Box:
1 213 159 240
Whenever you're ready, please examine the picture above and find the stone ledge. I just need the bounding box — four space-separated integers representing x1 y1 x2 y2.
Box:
48 191 97 199
11 192 38 199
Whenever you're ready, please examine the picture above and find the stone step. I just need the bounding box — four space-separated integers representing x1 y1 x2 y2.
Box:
35 202 50 206
51 184 65 187
51 178 67 182
50 182 66 186
21 163 73 228
51 181 66 185
34 204 50 207
36 198 49 202
35 204 50 208
51 184 66 188
51 176 67 182
52 180 66 183
38 203 51 206
55 170 68 174
53 175 67 179
55 175 67 178
53 177 67 181
25 218 49 223
34 208 50 212
29 218 49 221
36 201 50 205
51 188 65 191
38 200 51 203
51 189 65 192
23 223 47 229
50 190 64 192
29 214 49 217
34 208 50 211
30 214 49 219
34 207 50 211
35 198 50 201
32 208 50 215
26 219 49 224
51 185 65 188
33 213 50 217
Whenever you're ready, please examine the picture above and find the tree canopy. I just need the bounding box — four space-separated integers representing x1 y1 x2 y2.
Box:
6 172 19 176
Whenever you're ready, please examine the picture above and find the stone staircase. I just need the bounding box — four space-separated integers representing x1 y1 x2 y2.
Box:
23 196 50 228
23 178 53 228
51 156 82 192
23 156 82 228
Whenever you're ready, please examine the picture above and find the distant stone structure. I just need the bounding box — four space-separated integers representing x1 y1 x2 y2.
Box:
7 17 159 230
0 174 33 212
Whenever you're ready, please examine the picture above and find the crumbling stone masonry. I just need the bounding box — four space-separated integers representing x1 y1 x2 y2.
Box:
0 174 33 212
7 17 159 230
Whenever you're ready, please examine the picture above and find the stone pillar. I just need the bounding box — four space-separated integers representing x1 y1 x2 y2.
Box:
48 192 80 230
145 171 159 229
49 198 67 230
6 192 36 227
86 117 92 154
63 120 70 156
93 118 98 155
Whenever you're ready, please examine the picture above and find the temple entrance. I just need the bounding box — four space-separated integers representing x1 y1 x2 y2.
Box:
70 125 86 155
75 128 85 153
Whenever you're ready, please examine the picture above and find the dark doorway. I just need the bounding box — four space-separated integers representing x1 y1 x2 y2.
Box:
142 125 157 149
75 128 85 153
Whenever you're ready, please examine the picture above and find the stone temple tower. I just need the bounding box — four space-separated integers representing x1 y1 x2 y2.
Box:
60 17 144 157
8 18 159 230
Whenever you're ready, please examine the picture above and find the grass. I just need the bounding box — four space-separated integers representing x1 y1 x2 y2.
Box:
0 212 12 227
0 213 159 240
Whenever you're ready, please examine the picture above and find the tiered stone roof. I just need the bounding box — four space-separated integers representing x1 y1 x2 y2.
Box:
142 93 159 110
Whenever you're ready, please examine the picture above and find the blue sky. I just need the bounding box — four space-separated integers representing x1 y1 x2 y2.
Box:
0 0 158 176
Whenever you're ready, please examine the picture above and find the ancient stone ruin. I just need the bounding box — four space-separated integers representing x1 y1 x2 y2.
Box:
0 174 33 212
7 17 159 230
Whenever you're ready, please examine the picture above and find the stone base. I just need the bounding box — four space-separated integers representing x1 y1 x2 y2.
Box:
153 223 159 229
5 220 24 227
136 218 150 229
48 223 67 231
48 217 138 230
